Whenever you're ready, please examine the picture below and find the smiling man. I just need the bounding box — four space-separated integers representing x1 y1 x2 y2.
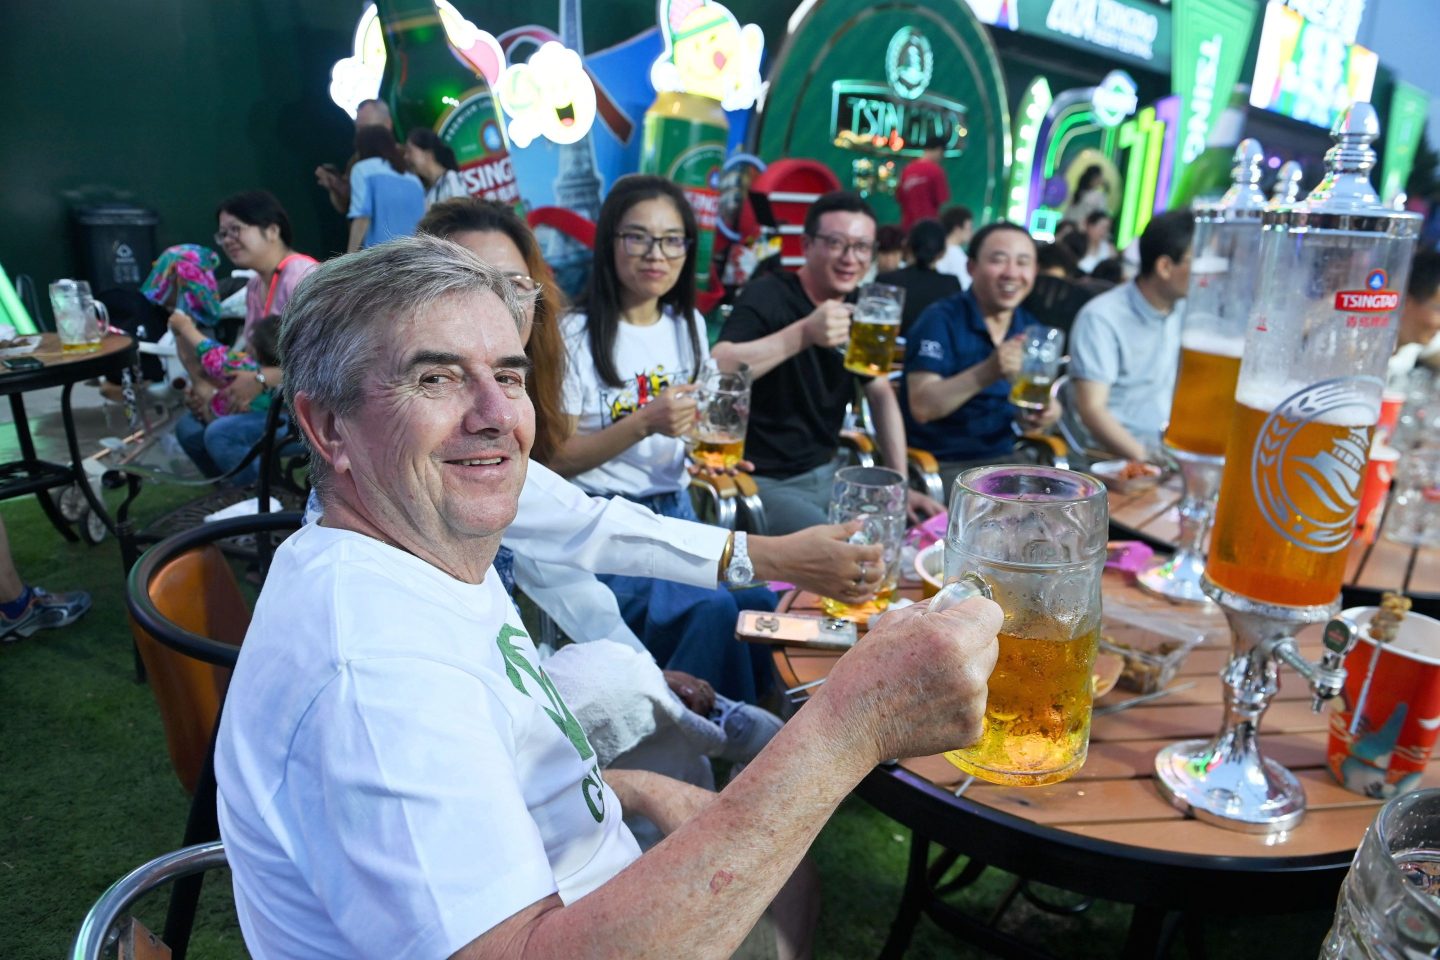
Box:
215 236 1002 960
900 221 1061 494
714 191 943 533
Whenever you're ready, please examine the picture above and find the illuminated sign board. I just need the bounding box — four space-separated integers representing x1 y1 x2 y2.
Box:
965 0 1171 67
1045 0 1160 62
830 81 968 157
1282 0 1366 44
1249 2 1377 129
1091 70 1138 128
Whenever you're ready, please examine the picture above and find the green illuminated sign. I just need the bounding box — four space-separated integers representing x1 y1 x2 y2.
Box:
831 81 967 157
1381 81 1431 203
1006 76 1052 224
1116 105 1165 249
759 0 1009 225
886 27 934 101
1169 0 1259 206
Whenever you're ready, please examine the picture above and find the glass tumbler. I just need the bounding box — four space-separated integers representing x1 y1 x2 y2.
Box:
942 465 1108 786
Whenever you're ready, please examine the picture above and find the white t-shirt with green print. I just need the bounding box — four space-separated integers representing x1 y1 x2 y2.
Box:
216 523 641 960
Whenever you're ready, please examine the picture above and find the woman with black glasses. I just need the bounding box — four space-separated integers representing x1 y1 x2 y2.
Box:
547 174 779 705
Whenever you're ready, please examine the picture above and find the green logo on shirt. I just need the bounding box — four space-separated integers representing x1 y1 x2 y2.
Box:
495 624 607 824
495 624 595 763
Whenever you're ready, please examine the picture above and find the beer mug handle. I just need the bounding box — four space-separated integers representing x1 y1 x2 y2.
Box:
930 573 992 613
92 299 109 327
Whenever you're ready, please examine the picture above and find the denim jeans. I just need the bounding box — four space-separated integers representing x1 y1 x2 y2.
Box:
174 409 275 486
596 487 779 704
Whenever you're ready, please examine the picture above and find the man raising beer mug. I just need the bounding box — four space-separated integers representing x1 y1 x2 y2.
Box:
900 222 1062 494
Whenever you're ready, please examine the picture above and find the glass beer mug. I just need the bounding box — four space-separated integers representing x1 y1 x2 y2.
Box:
691 358 751 471
1008 325 1065 412
939 465 1108 786
1322 788 1440 958
843 282 904 377
820 466 907 622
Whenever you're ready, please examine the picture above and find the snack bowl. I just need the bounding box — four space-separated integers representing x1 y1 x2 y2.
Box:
1090 459 1163 494
1099 600 1206 694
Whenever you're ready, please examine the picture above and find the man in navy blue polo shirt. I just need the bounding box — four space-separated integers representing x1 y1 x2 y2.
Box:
901 222 1060 494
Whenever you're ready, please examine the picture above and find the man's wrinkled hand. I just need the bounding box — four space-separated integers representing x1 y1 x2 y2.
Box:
815 596 1000 766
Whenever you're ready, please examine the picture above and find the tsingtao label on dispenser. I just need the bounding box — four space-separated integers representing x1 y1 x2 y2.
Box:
1335 269 1399 314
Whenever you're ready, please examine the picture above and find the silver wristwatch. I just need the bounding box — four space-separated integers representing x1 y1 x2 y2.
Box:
725 531 756 586
255 370 269 387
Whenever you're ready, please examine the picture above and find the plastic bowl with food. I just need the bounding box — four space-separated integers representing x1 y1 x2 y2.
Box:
1090 459 1163 493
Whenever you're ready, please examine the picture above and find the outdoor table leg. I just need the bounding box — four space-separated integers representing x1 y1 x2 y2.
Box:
9 391 78 541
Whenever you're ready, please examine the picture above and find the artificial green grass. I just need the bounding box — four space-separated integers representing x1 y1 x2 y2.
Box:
0 487 1337 959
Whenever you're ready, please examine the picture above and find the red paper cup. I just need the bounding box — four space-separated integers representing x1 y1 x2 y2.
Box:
1328 608 1440 798
1356 445 1399 542
1377 390 1406 444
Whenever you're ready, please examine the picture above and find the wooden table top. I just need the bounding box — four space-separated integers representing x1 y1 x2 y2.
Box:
772 572 1424 871
1108 474 1440 615
0 333 134 395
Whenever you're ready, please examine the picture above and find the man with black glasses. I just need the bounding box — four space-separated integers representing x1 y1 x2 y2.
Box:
715 192 943 533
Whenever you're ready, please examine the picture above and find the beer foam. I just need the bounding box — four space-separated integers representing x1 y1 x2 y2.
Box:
1180 328 1244 357
1235 381 1379 425
1190 254 1229 275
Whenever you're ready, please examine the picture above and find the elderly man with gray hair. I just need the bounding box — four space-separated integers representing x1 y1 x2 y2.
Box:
214 236 1001 960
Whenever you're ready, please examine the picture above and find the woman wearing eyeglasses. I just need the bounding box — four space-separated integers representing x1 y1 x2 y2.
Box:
549 174 779 705
173 191 317 486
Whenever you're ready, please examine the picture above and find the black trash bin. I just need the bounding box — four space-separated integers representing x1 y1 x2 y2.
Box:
72 204 159 293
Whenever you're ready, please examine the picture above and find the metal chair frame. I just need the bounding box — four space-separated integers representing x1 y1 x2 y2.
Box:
69 843 228 960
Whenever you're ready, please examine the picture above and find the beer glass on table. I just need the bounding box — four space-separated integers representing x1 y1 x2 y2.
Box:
820 466 906 621
941 465 1108 787
48 279 107 353
1321 788 1440 958
690 358 750 471
843 283 904 377
1007 325 1064 411
1138 140 1266 604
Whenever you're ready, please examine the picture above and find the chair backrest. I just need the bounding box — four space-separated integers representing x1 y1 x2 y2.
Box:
70 842 228 960
128 544 250 794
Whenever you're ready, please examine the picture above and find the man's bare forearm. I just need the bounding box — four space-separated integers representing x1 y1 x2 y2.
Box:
712 325 807 380
462 696 868 960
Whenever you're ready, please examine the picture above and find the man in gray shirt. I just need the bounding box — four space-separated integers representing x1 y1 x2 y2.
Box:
1069 209 1193 459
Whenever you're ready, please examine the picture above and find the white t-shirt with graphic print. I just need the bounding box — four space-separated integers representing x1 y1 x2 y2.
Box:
215 523 640 960
561 308 709 499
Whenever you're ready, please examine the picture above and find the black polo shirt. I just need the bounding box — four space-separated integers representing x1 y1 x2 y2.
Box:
720 272 862 479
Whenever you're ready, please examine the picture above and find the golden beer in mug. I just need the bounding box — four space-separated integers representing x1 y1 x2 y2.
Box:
691 429 744 471
1164 332 1244 457
1009 325 1065 413
1008 373 1054 411
821 466 906 622
843 282 904 377
1206 385 1376 608
943 466 1107 786
945 626 1100 786
843 317 901 377
820 579 898 621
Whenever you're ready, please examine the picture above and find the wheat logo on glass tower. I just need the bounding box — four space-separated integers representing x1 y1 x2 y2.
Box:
1251 377 1379 553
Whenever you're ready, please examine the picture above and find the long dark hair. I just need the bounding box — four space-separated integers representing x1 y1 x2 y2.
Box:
1072 164 1103 205
417 198 570 464
355 124 407 173
406 127 459 172
579 174 701 389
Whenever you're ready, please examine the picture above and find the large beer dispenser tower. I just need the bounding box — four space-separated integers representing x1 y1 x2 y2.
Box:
1138 139 1268 604
1154 104 1420 833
